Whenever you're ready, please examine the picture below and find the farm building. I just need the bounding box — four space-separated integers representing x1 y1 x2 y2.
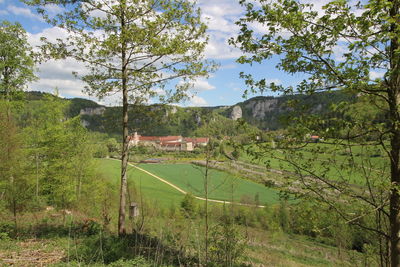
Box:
129 132 208 151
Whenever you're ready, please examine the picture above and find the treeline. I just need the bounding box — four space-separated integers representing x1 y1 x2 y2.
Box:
25 90 356 138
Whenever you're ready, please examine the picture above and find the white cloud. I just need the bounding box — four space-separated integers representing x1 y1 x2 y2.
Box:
194 0 244 60
30 78 86 98
0 10 8 15
28 27 69 47
265 78 281 85
204 33 242 59
190 95 208 106
38 58 88 78
27 27 90 99
332 43 349 62
370 71 385 80
7 5 43 21
43 4 64 15
192 79 216 92
153 88 166 96
201 13 238 34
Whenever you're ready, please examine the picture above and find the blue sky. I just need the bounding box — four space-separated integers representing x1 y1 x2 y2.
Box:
0 0 309 106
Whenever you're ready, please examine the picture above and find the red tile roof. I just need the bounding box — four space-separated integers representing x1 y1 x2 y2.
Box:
159 136 182 142
139 136 161 141
184 137 209 143
130 133 208 146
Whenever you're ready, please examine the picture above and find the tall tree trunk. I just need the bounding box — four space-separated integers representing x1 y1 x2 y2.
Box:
389 93 400 266
389 0 400 265
390 140 400 266
118 0 128 237
13 194 17 232
204 147 209 265
35 152 39 199
119 70 129 236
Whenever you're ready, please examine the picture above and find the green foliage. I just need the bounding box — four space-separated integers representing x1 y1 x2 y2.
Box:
209 208 247 266
231 149 240 160
0 95 104 216
25 0 215 104
180 193 197 218
0 21 37 98
232 0 400 263
0 102 33 226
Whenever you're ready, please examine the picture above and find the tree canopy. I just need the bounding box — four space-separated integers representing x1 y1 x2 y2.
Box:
0 20 37 99
232 0 400 265
24 0 215 235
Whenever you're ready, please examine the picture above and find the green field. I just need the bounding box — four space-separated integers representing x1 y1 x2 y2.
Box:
137 163 280 204
96 159 184 208
96 159 280 207
240 142 390 185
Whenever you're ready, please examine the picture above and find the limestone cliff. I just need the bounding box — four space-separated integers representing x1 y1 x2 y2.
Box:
230 105 242 120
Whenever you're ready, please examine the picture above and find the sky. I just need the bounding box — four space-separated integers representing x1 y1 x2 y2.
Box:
0 0 314 107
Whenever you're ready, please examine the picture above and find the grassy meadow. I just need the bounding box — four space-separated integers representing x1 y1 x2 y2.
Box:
96 159 280 207
96 159 184 208
137 162 280 204
240 141 389 185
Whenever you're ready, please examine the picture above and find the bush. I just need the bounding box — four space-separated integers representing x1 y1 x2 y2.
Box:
0 222 14 237
209 216 247 266
180 193 197 218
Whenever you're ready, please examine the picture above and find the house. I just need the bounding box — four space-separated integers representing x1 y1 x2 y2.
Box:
129 132 208 151
183 137 209 147
310 135 320 143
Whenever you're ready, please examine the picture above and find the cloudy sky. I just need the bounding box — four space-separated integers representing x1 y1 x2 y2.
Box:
0 0 309 106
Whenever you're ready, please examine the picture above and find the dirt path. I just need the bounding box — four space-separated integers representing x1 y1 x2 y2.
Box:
126 161 266 208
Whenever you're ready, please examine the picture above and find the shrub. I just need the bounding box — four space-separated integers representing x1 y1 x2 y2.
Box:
180 193 197 218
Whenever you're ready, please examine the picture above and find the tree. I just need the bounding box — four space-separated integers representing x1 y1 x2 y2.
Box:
0 103 32 230
0 21 36 230
25 0 215 235
232 0 400 265
0 20 36 100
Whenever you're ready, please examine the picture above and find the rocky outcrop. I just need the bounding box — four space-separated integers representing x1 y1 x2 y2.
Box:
80 107 106 116
195 113 202 125
245 99 278 119
230 105 243 120
171 106 177 114
165 106 178 117
81 119 90 128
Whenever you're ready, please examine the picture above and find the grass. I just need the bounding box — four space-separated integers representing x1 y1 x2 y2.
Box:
137 162 280 205
239 141 390 185
96 159 183 208
96 159 280 207
245 228 363 267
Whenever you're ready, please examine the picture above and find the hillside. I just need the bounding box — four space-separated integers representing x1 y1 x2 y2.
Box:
25 90 354 135
221 90 354 130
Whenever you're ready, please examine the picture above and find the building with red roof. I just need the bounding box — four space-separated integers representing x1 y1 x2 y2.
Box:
129 132 207 151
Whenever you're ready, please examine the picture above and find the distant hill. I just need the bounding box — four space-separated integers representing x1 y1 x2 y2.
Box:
23 90 354 136
221 90 354 130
